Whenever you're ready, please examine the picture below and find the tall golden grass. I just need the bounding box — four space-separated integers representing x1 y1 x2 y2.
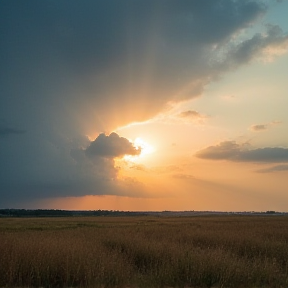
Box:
0 215 288 287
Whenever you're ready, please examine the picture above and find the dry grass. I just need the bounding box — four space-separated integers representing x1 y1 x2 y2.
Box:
0 215 288 287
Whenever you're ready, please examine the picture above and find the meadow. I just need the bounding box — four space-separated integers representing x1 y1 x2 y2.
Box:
0 215 288 288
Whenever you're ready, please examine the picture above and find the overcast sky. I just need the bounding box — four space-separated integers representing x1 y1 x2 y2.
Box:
1 0 288 211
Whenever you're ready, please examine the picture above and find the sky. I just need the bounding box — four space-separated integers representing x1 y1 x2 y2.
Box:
1 0 288 211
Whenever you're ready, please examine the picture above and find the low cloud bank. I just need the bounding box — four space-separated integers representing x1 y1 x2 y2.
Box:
196 141 288 163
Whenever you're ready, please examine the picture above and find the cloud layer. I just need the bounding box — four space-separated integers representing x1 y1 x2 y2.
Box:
2 1 287 134
195 141 288 163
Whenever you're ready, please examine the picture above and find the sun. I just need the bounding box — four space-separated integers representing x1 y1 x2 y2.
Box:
124 137 155 162
134 137 155 157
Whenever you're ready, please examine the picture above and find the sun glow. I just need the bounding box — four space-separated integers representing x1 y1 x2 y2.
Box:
124 137 155 162
135 137 155 156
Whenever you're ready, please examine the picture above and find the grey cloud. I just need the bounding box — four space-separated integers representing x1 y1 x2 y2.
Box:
178 110 206 120
250 124 268 131
256 164 288 173
195 141 242 160
85 133 140 158
163 0 266 46
239 147 288 162
222 24 288 67
195 141 288 163
0 131 142 207
249 121 282 131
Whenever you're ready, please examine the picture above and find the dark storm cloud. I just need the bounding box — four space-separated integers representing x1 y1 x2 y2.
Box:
1 0 279 131
85 133 140 158
0 127 25 137
195 141 288 163
1 0 288 206
0 120 25 137
0 131 141 207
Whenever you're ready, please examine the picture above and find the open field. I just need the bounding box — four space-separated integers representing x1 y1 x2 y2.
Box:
1 215 288 287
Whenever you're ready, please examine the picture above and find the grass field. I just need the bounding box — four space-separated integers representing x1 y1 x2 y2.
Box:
0 215 288 287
